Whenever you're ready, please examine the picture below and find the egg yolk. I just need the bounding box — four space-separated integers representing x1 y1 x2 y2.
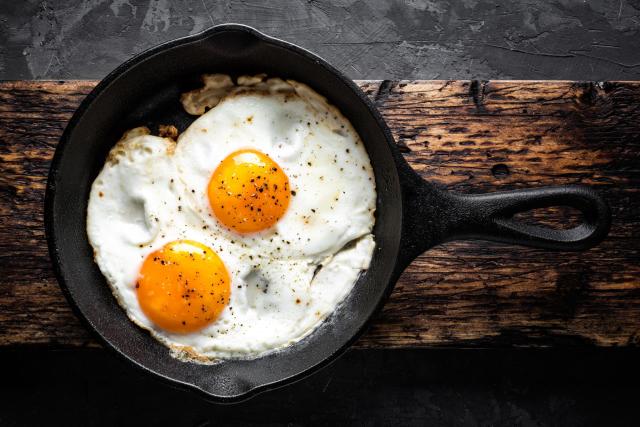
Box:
136 240 230 334
208 149 291 233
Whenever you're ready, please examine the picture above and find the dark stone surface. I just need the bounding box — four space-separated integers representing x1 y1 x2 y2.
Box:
0 348 638 426
1 1 639 425
1 0 640 80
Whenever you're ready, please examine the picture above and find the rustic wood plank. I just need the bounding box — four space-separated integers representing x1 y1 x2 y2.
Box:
0 80 639 348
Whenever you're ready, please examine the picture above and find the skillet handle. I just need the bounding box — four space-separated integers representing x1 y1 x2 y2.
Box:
443 185 611 250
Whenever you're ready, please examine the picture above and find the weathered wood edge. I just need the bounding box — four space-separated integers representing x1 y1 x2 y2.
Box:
1 80 639 349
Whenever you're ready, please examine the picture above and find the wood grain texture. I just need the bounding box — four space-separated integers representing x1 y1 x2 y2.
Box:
1 80 639 348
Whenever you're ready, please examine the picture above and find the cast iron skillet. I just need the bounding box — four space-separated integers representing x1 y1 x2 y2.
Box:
45 24 611 402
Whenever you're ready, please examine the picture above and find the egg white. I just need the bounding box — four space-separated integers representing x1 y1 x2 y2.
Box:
87 77 377 361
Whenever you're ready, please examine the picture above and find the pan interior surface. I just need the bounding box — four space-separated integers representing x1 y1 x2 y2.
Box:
47 25 403 400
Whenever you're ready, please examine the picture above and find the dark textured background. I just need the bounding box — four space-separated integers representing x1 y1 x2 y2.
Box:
2 0 640 80
1 1 640 426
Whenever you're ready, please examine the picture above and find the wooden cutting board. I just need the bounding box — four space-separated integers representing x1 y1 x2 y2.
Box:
1 80 639 348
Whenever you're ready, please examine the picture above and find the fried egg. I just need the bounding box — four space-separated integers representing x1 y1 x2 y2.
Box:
86 75 376 361
175 76 376 261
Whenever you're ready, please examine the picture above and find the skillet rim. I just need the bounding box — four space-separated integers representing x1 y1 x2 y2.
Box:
45 23 404 402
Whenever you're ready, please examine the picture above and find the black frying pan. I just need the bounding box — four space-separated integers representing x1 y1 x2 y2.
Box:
45 24 611 402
